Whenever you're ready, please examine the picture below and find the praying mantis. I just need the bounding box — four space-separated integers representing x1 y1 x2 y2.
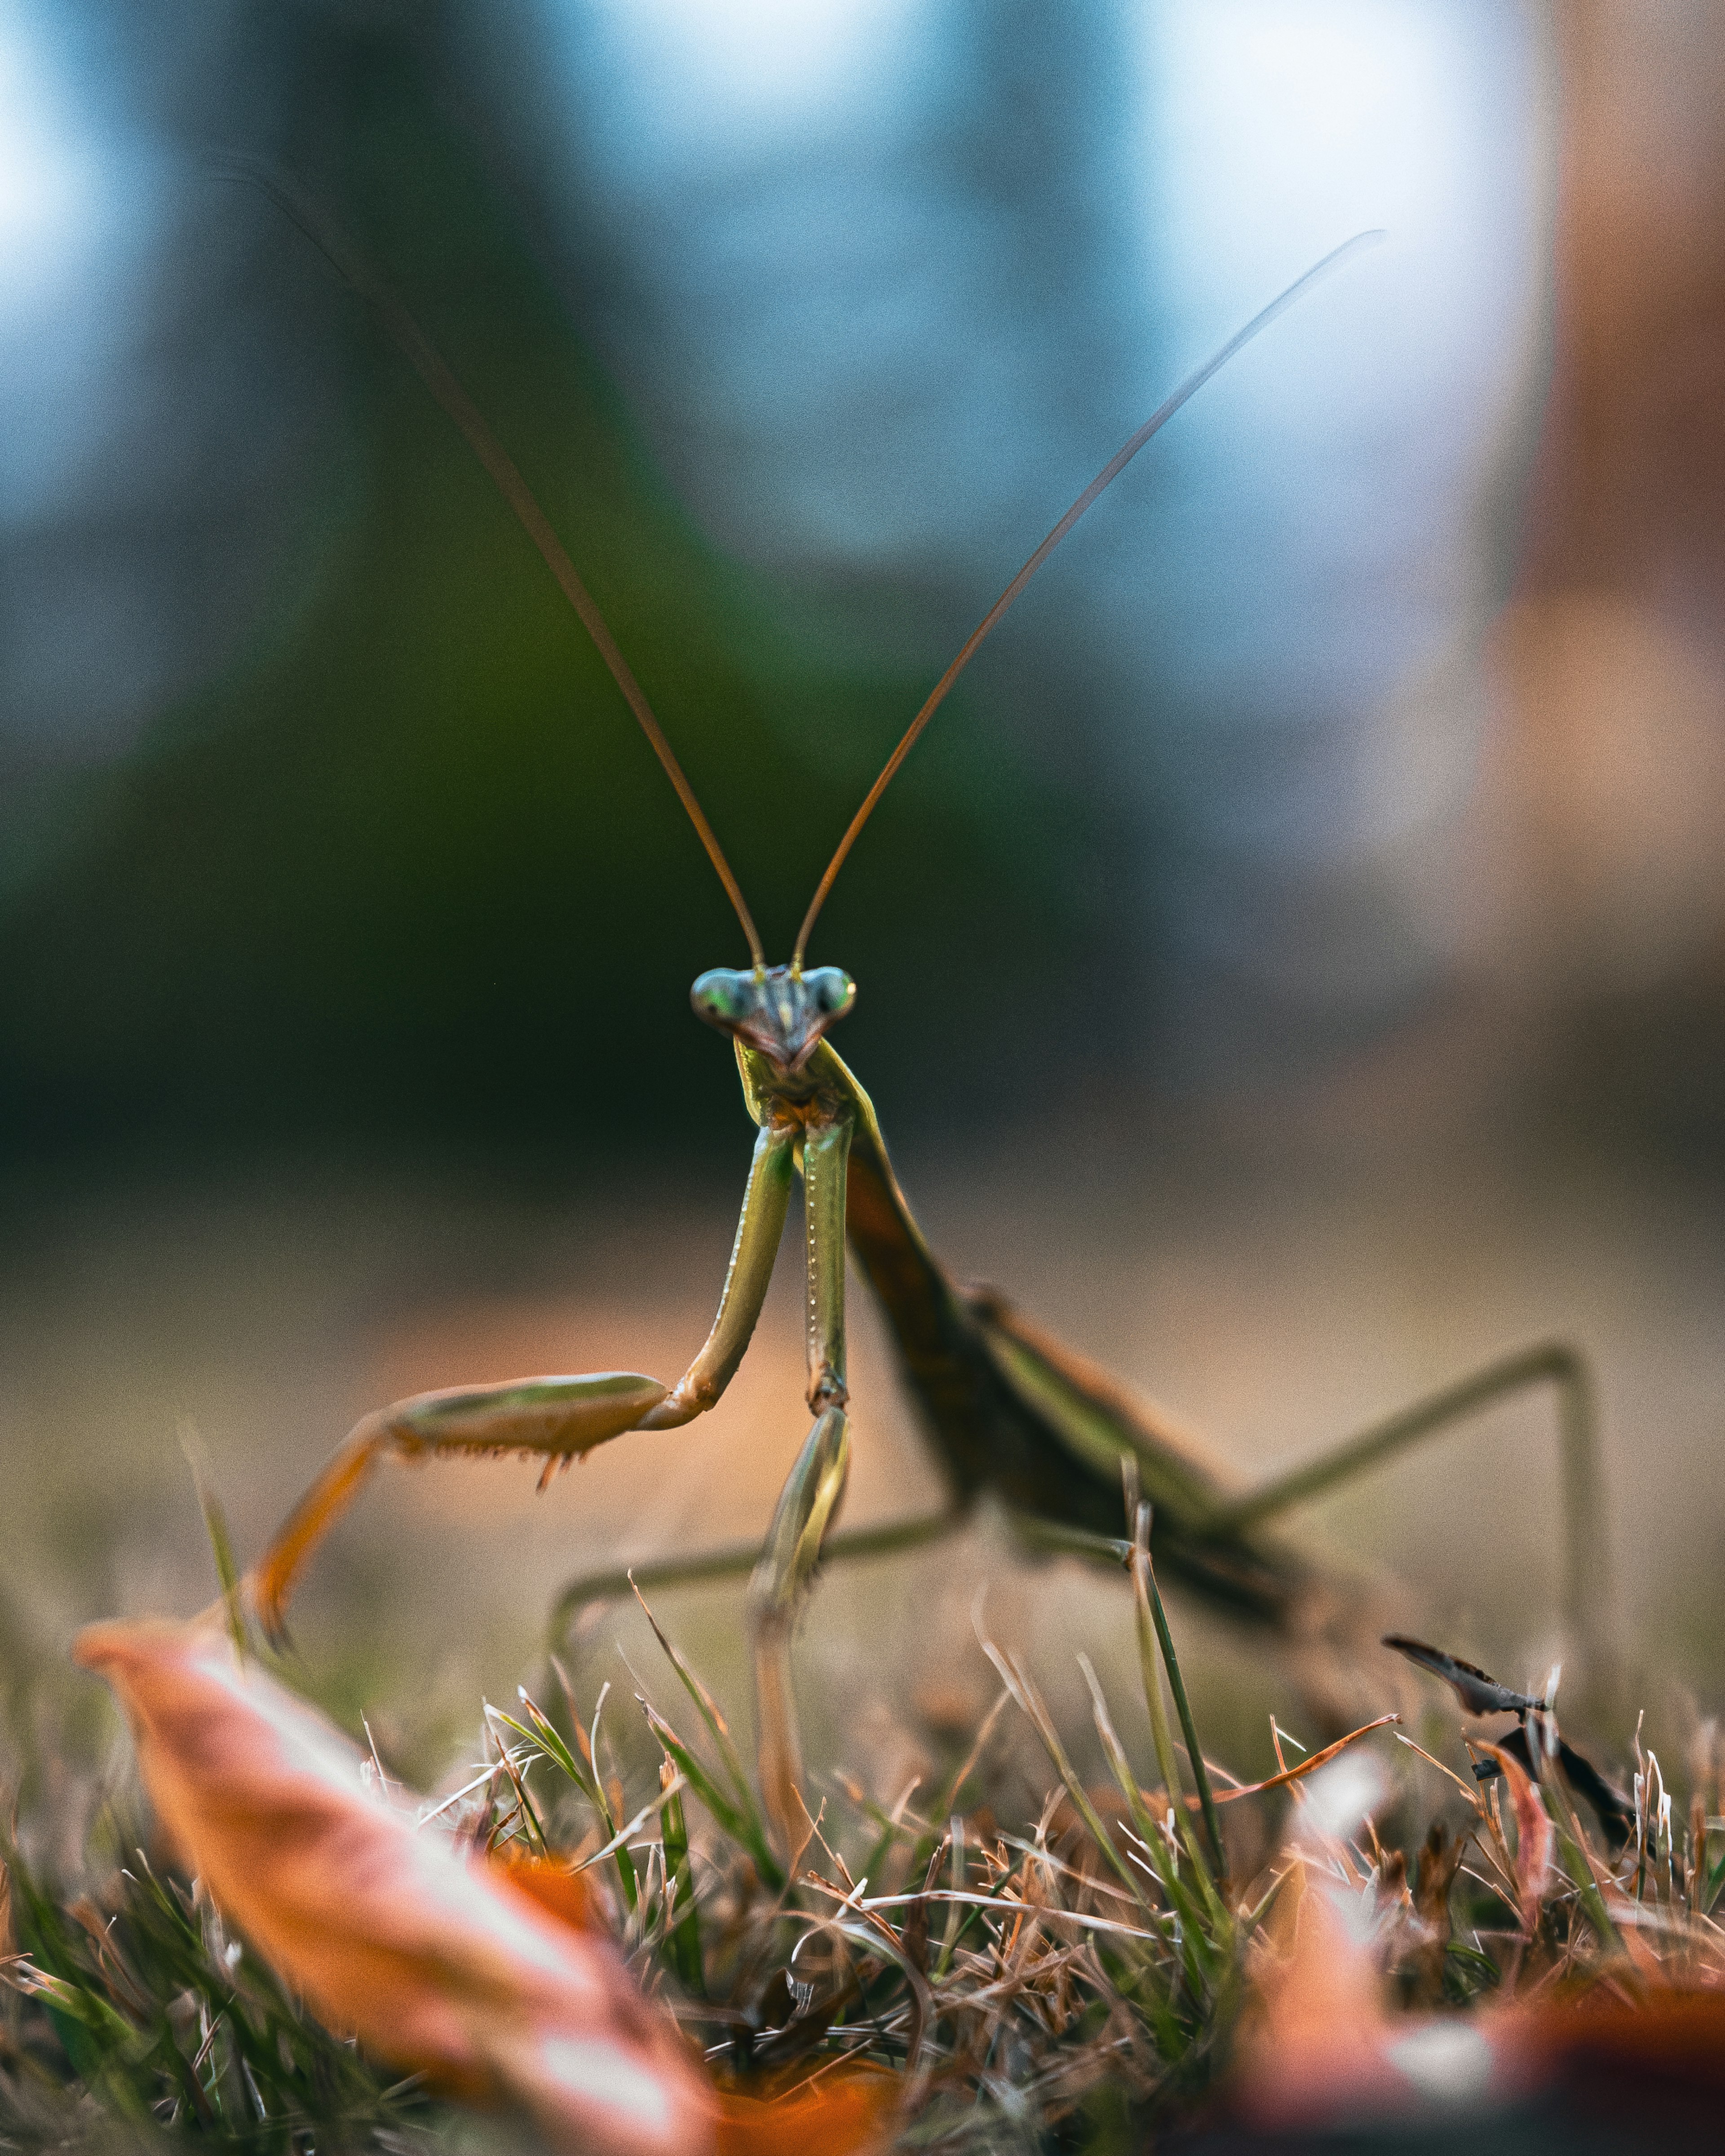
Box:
239 187 1610 1834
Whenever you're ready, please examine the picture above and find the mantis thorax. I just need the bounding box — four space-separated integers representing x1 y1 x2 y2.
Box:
691 963 855 1074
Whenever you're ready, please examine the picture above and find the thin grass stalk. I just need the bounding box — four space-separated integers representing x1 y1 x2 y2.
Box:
630 1585 786 1891
1075 1656 1169 1878
569 1778 687 1884
657 1761 703 1996
980 1643 1150 1914
1135 1504 1225 1880
632 1584 756 1816
856 1771 933 1890
907 1690 1012 1886
933 1819 968 1980
1528 1709 1625 1956
484 1711 550 1855
587 1687 641 1913
512 1688 596 1799
1079 1656 1219 2014
490 1700 637 1910
1128 1536 1184 1819
178 1423 248 1661
641 1701 785 1893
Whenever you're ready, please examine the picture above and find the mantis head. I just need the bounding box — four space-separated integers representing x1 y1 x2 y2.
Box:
691 965 856 1072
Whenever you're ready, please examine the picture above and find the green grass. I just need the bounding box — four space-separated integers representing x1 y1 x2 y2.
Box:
2 1555 1718 2153
3 1843 444 2153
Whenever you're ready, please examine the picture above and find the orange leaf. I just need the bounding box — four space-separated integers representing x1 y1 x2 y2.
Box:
1486 1740 1555 1936
715 2059 902 2156
491 1847 600 1935
1233 1857 1539 2129
75 1617 713 2156
1213 1715 1400 1804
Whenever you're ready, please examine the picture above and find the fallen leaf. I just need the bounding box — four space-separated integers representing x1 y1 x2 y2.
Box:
716 2059 902 2156
1233 1858 1537 2129
75 1617 712 2156
491 1846 600 1935
1487 1739 1555 1937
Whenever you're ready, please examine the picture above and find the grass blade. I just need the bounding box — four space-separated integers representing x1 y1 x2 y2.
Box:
631 1579 756 1816
978 1638 1149 1913
641 1701 785 1893
1078 1654 1217 1999
658 1758 703 1997
178 1421 248 1661
1129 1526 1184 1811
492 1695 637 1909
1135 1504 1225 1880
510 1687 602 1807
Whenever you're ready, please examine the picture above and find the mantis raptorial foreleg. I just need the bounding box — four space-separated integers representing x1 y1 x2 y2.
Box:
641 1114 799 1427
247 1115 801 1635
747 1098 856 1857
248 1090 867 1847
252 1373 672 1635
749 1405 851 1860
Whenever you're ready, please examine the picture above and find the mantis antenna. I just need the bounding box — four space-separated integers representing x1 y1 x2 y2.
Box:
217 159 767 972
790 227 1386 968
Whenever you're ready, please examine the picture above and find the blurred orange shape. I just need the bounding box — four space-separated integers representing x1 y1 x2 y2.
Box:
491 1846 600 1934
482 1857 906 2152
715 2059 902 2156
1234 1858 1536 2128
1520 1988 1725 2112
75 1617 713 2156
1485 1739 1555 1936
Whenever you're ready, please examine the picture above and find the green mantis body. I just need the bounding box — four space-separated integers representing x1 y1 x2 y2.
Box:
244 201 1610 1839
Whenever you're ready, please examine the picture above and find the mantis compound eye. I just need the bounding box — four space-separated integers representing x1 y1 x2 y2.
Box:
802 968 856 1021
690 968 758 1028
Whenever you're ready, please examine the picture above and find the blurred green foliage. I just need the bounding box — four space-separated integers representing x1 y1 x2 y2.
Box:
0 45 1101 1166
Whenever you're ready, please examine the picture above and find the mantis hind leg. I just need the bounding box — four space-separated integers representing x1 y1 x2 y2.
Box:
1205 1339 1610 1683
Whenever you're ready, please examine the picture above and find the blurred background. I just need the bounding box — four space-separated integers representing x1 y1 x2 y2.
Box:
2 0 1723 1788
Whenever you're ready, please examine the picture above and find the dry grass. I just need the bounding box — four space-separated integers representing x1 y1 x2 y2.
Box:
4 1529 1723 2155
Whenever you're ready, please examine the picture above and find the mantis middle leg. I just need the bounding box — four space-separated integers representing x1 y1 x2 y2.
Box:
245 1113 800 1637
550 1335 1610 1705
550 1511 963 1637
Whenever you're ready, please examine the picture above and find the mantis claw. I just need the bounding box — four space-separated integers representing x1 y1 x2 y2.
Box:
248 1377 671 1632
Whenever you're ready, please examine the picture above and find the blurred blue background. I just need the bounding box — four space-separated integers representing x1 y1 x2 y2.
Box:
0 0 1557 1140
